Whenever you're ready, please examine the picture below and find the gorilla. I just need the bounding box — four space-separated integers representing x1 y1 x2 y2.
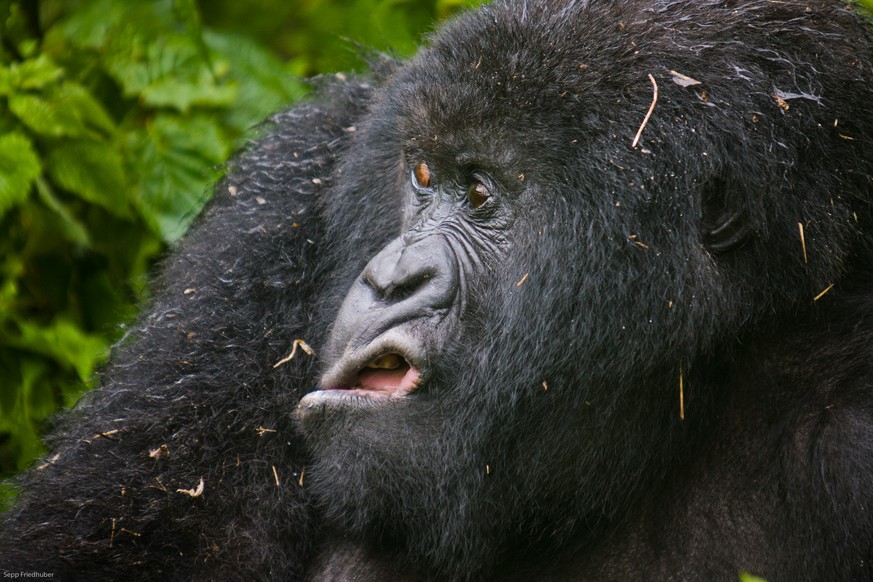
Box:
2 0 873 579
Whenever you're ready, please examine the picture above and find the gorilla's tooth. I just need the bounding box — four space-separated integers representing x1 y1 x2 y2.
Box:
366 354 402 369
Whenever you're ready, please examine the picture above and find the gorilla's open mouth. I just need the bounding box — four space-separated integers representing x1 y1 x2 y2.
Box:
353 353 421 396
296 341 424 418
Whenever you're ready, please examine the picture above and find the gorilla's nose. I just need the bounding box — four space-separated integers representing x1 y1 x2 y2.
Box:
362 236 457 310
326 235 459 357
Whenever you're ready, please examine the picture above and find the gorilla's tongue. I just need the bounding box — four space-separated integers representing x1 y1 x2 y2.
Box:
355 354 420 396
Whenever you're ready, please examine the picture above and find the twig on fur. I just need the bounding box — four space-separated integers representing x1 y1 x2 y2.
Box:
632 74 659 148
177 477 205 497
273 339 315 368
798 222 808 264
813 283 834 301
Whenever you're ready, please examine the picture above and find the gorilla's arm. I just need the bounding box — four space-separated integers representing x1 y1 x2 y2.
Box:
0 76 373 580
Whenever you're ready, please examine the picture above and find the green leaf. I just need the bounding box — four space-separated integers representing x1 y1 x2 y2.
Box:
9 93 87 137
7 319 108 384
0 254 24 315
204 30 306 133
141 67 237 113
54 82 117 135
45 139 131 218
0 66 11 96
10 54 63 91
47 0 128 51
8 82 115 138
127 113 229 242
102 30 152 96
20 358 56 421
0 133 41 219
33 177 92 248
105 31 236 110
0 355 46 469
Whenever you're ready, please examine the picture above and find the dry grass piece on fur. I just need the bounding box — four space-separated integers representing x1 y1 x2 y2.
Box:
798 222 808 264
813 283 834 301
679 363 685 421
177 477 205 497
669 70 701 87
85 429 120 443
273 339 316 368
632 74 658 148
628 234 650 250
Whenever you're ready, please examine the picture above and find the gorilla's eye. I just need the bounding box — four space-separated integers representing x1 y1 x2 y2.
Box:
413 160 432 189
467 181 490 209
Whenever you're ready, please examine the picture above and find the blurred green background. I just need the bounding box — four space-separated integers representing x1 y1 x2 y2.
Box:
1 0 871 510
0 0 481 508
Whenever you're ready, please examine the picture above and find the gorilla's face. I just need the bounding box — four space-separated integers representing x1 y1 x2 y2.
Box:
301 155 514 411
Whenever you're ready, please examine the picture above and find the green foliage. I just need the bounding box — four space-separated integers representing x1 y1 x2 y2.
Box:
0 0 481 508
201 0 478 75
739 572 768 582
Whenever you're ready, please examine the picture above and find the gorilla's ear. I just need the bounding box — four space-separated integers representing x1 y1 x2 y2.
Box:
699 176 753 253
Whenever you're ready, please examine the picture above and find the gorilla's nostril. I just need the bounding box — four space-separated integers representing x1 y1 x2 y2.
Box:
365 271 424 301
387 271 434 301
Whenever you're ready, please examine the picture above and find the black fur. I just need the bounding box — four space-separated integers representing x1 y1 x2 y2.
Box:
3 1 873 580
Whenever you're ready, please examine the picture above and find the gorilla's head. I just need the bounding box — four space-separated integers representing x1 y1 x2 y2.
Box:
295 0 871 575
